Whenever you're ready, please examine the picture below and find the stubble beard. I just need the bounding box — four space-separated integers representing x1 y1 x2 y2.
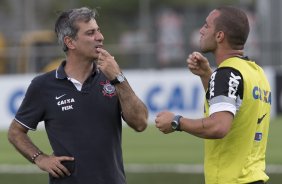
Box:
200 45 211 53
200 40 215 54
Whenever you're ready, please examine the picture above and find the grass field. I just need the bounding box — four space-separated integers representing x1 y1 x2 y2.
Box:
0 116 281 183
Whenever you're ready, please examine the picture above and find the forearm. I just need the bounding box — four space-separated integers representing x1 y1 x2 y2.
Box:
200 70 212 91
8 121 42 163
179 112 232 139
115 81 148 132
179 118 216 139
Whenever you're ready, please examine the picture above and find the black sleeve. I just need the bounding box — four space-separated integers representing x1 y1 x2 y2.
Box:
207 67 243 101
15 77 45 130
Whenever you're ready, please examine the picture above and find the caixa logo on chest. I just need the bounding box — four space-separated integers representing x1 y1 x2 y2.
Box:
253 86 271 104
56 94 75 111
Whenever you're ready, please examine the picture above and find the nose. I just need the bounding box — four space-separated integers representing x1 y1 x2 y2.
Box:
199 27 204 35
95 31 104 41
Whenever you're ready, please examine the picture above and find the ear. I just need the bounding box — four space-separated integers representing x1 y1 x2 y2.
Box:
215 31 224 43
64 36 75 50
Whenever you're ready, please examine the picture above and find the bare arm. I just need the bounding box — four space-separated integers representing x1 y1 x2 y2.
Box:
8 120 41 162
155 111 233 139
179 111 233 139
8 120 74 178
115 81 148 132
187 52 213 91
97 48 148 132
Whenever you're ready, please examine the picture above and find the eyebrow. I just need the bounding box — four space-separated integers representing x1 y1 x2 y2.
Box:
85 26 100 32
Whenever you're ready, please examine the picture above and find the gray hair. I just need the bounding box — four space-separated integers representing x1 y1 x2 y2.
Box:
54 7 97 52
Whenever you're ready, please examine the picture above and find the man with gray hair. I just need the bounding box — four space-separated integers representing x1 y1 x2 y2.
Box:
8 7 148 184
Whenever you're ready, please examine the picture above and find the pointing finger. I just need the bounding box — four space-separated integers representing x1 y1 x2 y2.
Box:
58 156 75 162
97 48 110 57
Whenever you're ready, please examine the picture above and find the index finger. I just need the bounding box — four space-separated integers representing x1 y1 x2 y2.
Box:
58 156 75 162
97 48 110 57
194 52 204 61
156 111 166 117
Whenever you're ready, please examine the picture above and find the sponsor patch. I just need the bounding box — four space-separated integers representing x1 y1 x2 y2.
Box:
254 132 262 141
55 94 75 112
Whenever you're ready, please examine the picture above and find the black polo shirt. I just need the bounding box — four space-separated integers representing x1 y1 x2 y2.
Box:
15 61 125 184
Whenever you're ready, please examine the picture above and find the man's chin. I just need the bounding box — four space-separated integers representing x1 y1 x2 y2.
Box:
200 47 211 53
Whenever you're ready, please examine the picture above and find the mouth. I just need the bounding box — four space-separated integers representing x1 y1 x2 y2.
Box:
95 45 103 49
95 45 103 53
94 45 102 54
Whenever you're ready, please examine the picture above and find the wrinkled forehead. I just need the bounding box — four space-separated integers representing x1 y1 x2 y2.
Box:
75 19 98 32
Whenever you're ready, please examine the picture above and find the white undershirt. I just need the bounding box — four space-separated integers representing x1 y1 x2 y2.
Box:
68 77 82 91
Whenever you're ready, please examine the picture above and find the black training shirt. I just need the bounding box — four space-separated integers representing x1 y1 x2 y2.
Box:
15 61 125 184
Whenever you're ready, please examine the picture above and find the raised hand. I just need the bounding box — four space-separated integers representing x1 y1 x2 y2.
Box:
96 48 121 80
187 52 213 90
187 52 212 77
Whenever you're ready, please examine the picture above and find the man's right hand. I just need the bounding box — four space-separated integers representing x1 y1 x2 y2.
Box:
35 154 75 178
187 52 212 77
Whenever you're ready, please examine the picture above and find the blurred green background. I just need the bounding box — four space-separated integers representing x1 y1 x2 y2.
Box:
0 0 281 73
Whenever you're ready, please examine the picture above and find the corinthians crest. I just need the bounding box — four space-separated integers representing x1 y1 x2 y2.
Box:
100 80 116 97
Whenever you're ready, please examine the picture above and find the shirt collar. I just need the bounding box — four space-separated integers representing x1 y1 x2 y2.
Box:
55 60 98 80
55 60 67 79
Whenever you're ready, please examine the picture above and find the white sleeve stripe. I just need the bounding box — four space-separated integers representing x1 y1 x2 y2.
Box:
209 102 236 116
209 95 236 106
14 118 36 131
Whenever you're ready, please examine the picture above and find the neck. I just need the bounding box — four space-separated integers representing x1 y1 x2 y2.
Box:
64 55 95 84
214 49 244 66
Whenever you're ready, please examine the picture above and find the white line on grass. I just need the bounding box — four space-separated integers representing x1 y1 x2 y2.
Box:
0 164 43 174
125 164 204 173
0 164 282 174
